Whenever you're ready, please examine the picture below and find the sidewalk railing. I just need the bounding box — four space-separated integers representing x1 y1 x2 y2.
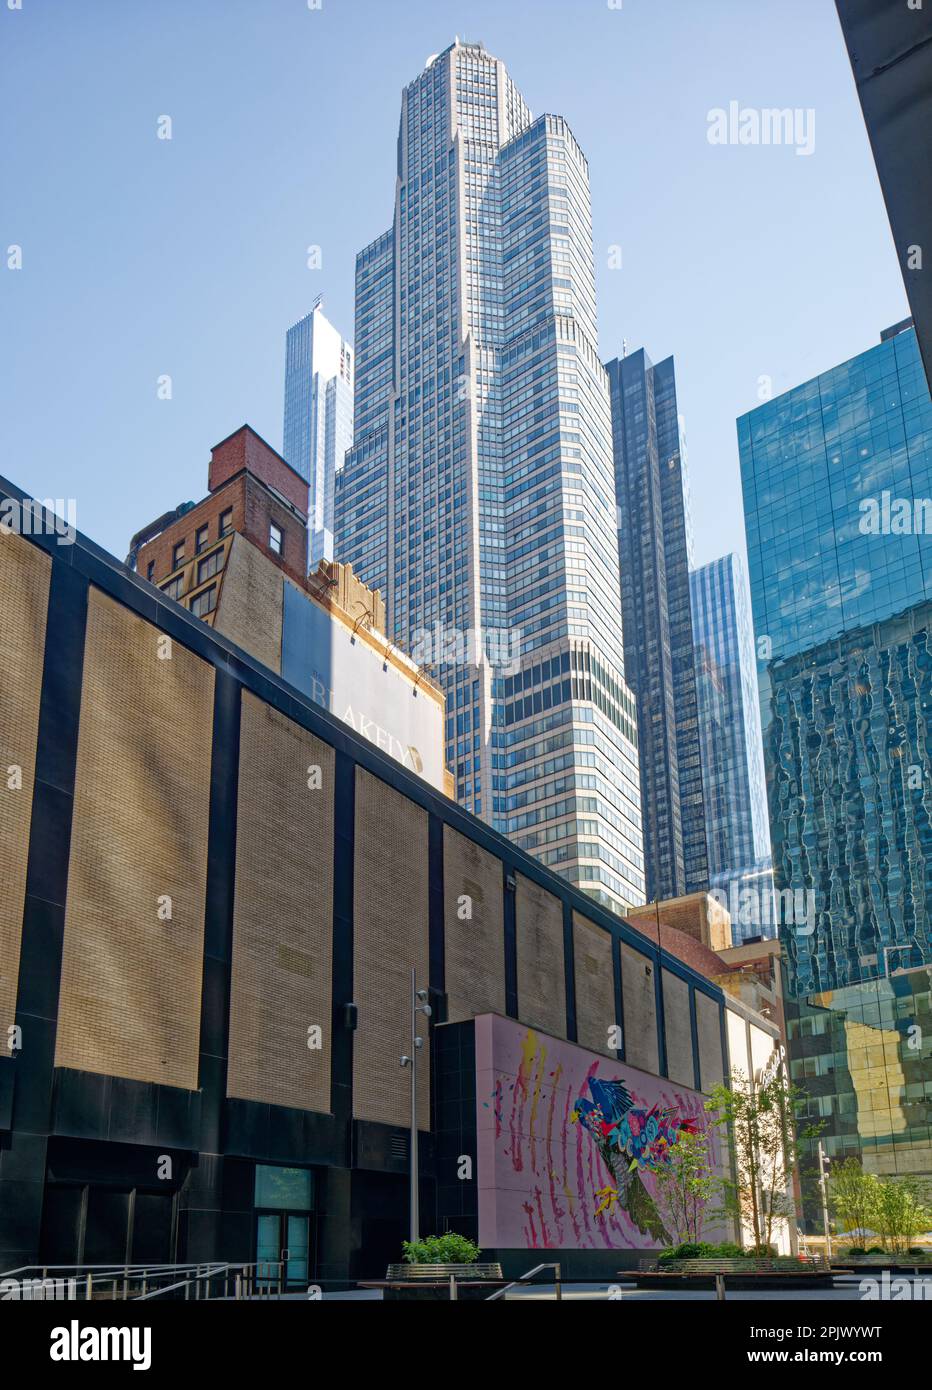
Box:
485 1262 562 1301
0 1261 285 1301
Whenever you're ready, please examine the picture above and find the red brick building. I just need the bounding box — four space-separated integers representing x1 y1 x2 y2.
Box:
131 425 310 623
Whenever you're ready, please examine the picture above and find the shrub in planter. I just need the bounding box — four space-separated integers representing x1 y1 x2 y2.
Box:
401 1233 481 1265
658 1240 746 1263
658 1241 710 1262
846 1247 866 1256
866 1246 885 1255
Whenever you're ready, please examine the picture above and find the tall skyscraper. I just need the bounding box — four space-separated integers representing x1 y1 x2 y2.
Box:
740 321 932 1212
283 299 354 567
690 553 773 942
335 39 645 913
605 349 708 902
836 0 932 390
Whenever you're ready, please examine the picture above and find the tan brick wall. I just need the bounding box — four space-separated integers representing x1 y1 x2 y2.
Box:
213 534 284 673
662 968 694 1086
353 768 429 1128
227 693 334 1111
55 589 214 1088
515 873 565 1037
572 913 615 1055
443 826 505 1024
620 942 659 1074
627 892 733 952
697 991 724 1093
0 533 50 1037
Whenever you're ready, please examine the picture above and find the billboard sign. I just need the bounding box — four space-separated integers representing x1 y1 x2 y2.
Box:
281 580 445 791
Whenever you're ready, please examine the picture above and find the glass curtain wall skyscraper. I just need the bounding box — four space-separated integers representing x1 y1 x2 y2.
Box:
283 299 354 566
690 553 773 943
335 39 644 913
740 321 932 1210
605 350 708 902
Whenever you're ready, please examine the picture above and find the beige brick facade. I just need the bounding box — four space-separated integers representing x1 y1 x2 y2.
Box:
228 693 335 1110
212 534 284 673
662 967 694 1086
352 768 430 1128
55 589 214 1088
620 941 659 1074
0 533 50 1037
515 873 565 1037
443 826 506 1024
697 989 725 1093
572 912 615 1055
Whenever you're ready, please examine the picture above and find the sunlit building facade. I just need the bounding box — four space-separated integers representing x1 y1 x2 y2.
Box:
283 300 354 566
335 40 644 913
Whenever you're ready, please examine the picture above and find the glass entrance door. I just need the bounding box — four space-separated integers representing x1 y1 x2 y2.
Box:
253 1165 315 1288
255 1211 310 1288
284 1215 309 1286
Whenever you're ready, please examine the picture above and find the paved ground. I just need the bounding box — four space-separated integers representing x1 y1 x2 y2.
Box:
504 1278 871 1301
285 1273 929 1301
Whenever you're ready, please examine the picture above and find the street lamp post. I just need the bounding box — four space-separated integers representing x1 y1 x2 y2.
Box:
400 968 431 1245
817 1140 832 1261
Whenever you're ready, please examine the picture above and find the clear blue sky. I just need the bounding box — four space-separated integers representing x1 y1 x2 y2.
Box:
1 0 909 568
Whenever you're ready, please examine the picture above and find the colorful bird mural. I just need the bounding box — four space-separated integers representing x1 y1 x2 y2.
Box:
570 1075 701 1243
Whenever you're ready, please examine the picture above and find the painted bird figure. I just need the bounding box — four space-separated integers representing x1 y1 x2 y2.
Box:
571 1077 683 1244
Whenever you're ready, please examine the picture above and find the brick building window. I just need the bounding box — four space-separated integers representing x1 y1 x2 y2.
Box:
197 549 223 585
269 523 283 556
146 561 155 581
195 524 209 554
161 575 183 601
190 585 217 619
219 509 233 536
172 540 185 570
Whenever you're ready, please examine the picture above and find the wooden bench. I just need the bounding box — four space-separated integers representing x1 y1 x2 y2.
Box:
359 1263 507 1300
624 1256 845 1291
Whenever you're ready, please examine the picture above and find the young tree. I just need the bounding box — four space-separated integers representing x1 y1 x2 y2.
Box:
873 1177 930 1254
828 1158 879 1241
705 1067 819 1254
648 1126 718 1245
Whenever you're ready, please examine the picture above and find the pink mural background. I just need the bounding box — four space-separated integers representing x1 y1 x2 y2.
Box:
476 1013 720 1250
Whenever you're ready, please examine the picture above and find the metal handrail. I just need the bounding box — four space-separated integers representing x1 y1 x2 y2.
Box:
1 1263 210 1302
1 1262 200 1279
135 1263 230 1300
137 1261 285 1300
0 1260 285 1301
485 1262 562 1301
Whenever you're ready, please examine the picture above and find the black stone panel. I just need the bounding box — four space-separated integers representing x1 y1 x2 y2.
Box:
224 1098 343 1169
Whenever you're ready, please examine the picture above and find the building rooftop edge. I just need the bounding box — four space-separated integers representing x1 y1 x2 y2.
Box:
0 473 726 1002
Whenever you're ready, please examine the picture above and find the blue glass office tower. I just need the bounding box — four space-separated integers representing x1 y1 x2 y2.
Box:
335 40 645 913
283 300 354 566
690 553 773 942
605 350 708 903
740 321 932 1206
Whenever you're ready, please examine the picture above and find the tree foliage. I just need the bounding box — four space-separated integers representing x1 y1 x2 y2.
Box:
705 1066 818 1254
830 1160 931 1254
648 1126 718 1245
